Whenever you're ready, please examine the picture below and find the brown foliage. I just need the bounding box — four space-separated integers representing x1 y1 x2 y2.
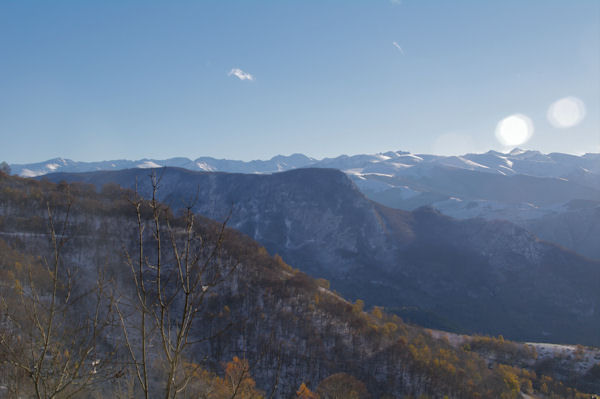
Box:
316 373 369 399
296 382 318 399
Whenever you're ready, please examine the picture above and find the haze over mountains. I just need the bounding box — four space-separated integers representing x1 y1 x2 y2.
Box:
14 149 600 259
41 167 600 347
13 149 600 345
12 149 600 184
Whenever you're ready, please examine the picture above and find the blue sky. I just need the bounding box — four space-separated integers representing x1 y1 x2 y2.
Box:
0 1 598 163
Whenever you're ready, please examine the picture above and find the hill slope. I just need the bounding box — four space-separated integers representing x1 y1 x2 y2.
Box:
3 172 597 397
41 167 600 346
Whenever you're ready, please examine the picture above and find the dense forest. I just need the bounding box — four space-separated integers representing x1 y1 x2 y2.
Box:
0 171 598 398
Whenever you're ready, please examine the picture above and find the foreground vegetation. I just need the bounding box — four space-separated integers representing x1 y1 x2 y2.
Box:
0 171 597 398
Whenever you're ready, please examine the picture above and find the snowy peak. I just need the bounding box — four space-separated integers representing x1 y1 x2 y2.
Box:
9 149 600 187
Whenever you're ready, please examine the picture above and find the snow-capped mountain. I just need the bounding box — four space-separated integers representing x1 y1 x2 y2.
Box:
11 149 600 258
9 154 316 177
11 149 600 181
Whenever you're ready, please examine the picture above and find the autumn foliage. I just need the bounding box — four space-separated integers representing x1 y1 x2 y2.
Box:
0 173 595 399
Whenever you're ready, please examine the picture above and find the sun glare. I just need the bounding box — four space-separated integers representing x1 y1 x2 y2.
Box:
495 114 534 146
547 96 586 128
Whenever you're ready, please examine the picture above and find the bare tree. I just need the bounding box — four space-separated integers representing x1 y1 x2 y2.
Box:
116 173 239 399
0 193 117 398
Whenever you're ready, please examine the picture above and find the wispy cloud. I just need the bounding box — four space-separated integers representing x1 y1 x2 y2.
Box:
228 68 254 81
392 41 405 55
390 0 402 5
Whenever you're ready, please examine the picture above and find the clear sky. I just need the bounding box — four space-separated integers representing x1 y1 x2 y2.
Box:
0 0 598 163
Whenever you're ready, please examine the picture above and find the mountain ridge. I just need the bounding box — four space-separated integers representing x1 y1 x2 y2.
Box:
39 166 600 346
10 149 600 181
2 170 597 397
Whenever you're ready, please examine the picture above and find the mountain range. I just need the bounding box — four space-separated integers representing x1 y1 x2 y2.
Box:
11 149 600 182
40 167 600 347
12 149 600 259
2 171 598 397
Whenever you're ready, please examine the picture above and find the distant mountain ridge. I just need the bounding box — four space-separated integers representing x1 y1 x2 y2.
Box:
14 149 600 259
10 149 600 182
10 153 317 177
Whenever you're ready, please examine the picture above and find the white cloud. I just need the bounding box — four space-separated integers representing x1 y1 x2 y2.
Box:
392 41 405 55
390 0 402 5
228 68 254 81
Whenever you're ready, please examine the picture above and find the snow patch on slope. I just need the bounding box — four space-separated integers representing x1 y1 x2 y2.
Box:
137 161 161 169
458 157 489 169
196 161 215 171
20 169 44 177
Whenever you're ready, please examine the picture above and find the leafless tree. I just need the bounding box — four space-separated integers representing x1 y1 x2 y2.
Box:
116 173 240 399
0 192 117 398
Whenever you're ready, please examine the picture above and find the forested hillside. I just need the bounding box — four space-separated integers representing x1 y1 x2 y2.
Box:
0 172 597 398
41 167 600 346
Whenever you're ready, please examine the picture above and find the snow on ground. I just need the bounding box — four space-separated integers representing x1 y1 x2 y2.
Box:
317 286 350 304
399 153 424 161
499 156 514 168
136 161 161 169
458 156 489 169
343 168 365 176
426 329 469 346
426 330 600 376
19 168 44 177
196 161 215 171
526 342 600 374
390 162 415 169
362 172 394 178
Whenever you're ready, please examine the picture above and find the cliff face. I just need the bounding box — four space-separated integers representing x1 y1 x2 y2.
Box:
41 167 600 346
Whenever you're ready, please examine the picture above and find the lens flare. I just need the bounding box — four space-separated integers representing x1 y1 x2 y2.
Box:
547 96 586 128
495 114 534 146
